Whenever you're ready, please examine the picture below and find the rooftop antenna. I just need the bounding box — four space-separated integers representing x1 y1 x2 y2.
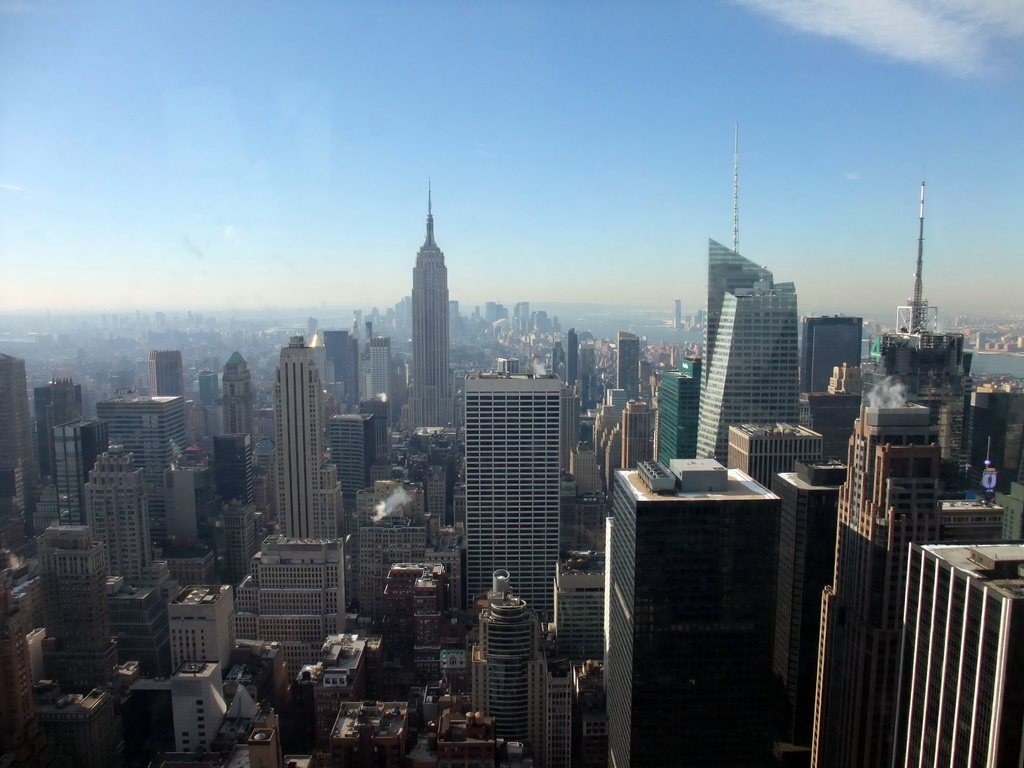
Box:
910 178 926 333
732 123 740 253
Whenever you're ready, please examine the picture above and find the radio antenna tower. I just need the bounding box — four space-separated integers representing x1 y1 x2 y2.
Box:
910 180 926 334
732 123 740 253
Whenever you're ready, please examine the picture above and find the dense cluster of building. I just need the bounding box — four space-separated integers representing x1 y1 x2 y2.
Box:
1 190 1023 768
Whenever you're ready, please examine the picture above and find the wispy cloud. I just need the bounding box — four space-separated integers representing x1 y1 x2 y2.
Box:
845 172 861 181
0 183 23 191
733 0 1024 75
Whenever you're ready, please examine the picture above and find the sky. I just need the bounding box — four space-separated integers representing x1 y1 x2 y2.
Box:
1 0 1022 318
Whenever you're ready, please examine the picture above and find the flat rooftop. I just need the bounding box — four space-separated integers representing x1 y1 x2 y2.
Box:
619 464 779 503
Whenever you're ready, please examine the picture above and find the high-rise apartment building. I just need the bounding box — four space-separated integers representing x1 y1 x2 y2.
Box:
615 332 639 399
464 373 561 612
619 400 653 470
273 336 341 540
812 404 942 768
84 449 151 580
606 459 780 768
655 358 701 465
799 316 863 394
553 552 604 664
726 422 823 489
148 350 185 397
53 419 109 525
409 193 454 429
33 378 82 481
221 351 254 436
697 241 799 460
95 394 186 544
893 543 1024 767
38 526 118 692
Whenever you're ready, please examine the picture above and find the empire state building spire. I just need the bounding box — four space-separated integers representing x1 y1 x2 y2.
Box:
409 185 453 429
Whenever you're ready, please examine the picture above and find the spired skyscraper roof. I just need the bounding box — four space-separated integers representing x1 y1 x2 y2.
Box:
409 186 454 429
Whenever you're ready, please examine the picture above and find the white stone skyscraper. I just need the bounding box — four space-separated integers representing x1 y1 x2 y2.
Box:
85 448 151 581
409 190 454 429
464 372 562 613
696 239 799 459
273 336 341 540
221 351 254 436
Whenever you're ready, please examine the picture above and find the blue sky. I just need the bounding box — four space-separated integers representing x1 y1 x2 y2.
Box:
1 0 1021 317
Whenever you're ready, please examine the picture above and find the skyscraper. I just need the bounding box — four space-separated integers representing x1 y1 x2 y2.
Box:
409 191 454 429
84 449 151 580
273 336 341 540
812 404 942 768
893 543 1024 767
361 336 391 402
212 433 254 504
697 240 799 459
655 358 701 464
38 526 118 692
799 316 863 394
605 459 780 767
221 351 254 436
0 354 34 542
464 373 561 612
615 332 639 399
96 394 186 544
148 350 185 397
619 400 653 470
33 378 82 481
566 328 579 391
53 419 109 526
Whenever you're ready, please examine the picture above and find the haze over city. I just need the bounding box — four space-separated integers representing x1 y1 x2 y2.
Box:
2 1 1022 315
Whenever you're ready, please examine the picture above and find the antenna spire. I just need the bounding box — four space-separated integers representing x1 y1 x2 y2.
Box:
733 123 740 253
424 180 436 247
910 180 926 333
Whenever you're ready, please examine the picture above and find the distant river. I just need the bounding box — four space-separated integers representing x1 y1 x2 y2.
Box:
970 353 1024 378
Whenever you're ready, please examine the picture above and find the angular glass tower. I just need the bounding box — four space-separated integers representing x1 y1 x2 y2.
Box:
697 240 799 459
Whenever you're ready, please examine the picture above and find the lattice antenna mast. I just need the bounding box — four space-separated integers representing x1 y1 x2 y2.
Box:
911 180 926 333
732 123 740 253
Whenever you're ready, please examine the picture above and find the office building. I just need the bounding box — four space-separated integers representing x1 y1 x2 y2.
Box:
38 526 118 692
148 350 185 397
165 464 215 541
53 419 109 525
322 330 360 407
329 701 408 768
222 352 254 436
726 422 823 489
619 400 653 470
171 661 228 753
799 316 863 394
169 584 236 670
95 394 187 544
222 502 258 586
84 449 151 580
894 544 1024 767
356 514 427 622
574 661 608 768
213 433 254 504
578 345 597 409
0 353 34 541
798 391 861 460
697 241 799 460
655 357 701 465
409 192 454 429
965 384 1024 492
33 378 82 481
327 414 376 503
615 332 639 399
812 405 942 768
772 461 846 749
197 369 219 406
606 459 780 767
566 328 579 391
554 551 604 663
274 336 341 540
234 536 346 676
465 373 561 612
998 482 1024 539
358 398 391 459
33 685 121 768
361 336 391 402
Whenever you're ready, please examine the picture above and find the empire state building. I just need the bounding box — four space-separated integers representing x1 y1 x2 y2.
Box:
409 190 453 429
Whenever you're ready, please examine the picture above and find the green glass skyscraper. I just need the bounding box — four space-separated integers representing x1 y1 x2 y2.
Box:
655 358 701 464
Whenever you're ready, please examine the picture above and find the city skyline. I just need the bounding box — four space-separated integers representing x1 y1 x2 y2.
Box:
1 2 1022 315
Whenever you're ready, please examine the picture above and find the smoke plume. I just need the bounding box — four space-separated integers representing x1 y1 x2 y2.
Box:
866 376 907 408
371 487 412 522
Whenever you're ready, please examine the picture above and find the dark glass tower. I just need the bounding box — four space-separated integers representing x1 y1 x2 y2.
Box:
799 316 862 394
409 190 453 429
655 358 701 464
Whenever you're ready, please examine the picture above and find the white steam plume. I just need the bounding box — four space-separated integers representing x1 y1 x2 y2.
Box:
866 376 907 408
371 487 412 522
